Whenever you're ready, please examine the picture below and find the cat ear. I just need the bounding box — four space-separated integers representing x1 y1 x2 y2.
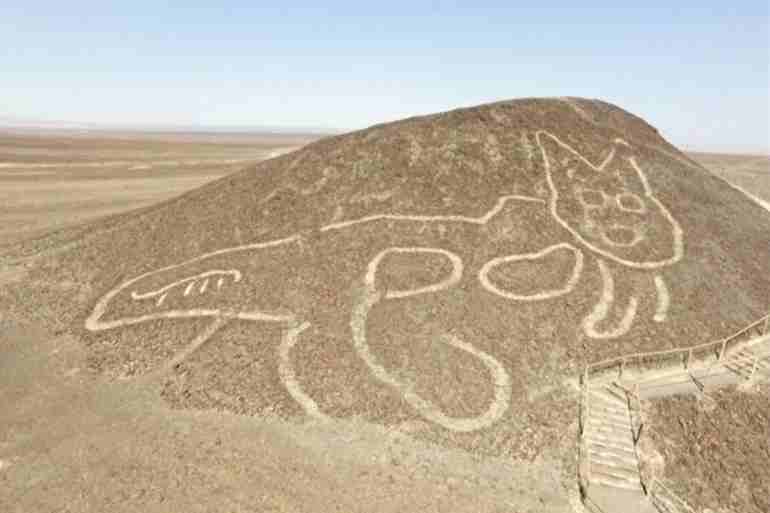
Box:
597 138 635 171
601 139 648 195
536 131 593 183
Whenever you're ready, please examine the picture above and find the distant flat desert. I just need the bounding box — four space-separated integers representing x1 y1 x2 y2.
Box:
688 151 770 210
0 130 322 245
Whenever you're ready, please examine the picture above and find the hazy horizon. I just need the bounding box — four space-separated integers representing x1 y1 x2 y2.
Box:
2 2 768 154
2 110 768 156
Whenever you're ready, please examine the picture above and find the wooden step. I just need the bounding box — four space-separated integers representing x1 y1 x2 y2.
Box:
590 469 643 491
588 423 631 437
588 403 629 418
591 452 639 471
586 428 634 444
588 416 629 429
727 358 758 369
725 351 770 366
588 444 639 462
590 462 640 482
590 387 627 405
586 436 635 453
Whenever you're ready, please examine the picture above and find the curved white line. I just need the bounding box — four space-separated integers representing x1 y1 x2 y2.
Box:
366 247 463 299
599 226 644 248
582 259 638 339
153 317 228 376
598 146 616 171
536 130 684 269
653 275 670 323
279 322 329 421
87 195 548 333
351 285 511 432
85 237 299 331
320 194 545 232
478 243 584 301
87 308 294 332
131 270 241 301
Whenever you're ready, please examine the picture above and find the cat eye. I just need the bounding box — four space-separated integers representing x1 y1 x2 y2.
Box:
615 192 646 213
602 225 642 247
576 188 606 208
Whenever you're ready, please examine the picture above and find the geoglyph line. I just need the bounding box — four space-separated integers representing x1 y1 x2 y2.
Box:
653 275 670 323
86 237 299 331
365 247 463 300
478 242 584 301
536 130 684 269
582 259 639 339
320 194 545 232
130 270 242 301
147 316 228 379
278 322 330 421
87 193 549 332
349 247 512 432
85 130 687 426
351 289 511 433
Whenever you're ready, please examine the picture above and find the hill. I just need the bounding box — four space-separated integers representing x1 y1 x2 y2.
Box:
1 97 769 512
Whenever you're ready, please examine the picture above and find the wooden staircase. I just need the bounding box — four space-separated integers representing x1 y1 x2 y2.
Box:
578 312 770 513
583 383 643 492
724 346 770 382
581 383 659 512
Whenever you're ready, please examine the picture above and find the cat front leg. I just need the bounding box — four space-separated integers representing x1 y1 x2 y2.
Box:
582 259 639 339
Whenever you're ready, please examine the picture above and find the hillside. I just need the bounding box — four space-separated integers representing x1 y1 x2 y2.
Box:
1 97 769 512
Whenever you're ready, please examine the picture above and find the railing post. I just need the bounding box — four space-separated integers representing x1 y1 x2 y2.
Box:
719 339 728 361
619 358 626 380
749 355 759 383
582 367 591 485
685 349 692 370
633 382 643 444
763 314 769 335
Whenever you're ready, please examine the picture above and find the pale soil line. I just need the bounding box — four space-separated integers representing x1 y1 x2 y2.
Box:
722 180 770 213
350 247 512 433
143 317 228 381
582 259 638 339
84 235 300 332
86 194 546 332
478 242 584 301
130 270 241 301
278 322 329 421
536 130 684 270
653 275 670 323
320 195 545 232
365 247 463 300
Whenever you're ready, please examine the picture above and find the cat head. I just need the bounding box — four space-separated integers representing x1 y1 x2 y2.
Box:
536 131 683 269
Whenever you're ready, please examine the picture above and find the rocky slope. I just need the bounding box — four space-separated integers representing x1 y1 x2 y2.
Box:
2 98 768 510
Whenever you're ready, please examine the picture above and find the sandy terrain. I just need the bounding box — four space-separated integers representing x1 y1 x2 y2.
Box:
0 131 320 245
1 101 768 513
688 152 770 211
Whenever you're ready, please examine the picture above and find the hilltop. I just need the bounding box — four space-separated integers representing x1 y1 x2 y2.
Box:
1 97 769 512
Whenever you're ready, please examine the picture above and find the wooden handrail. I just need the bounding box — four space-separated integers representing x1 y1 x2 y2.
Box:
577 312 767 513
586 312 769 380
648 478 696 513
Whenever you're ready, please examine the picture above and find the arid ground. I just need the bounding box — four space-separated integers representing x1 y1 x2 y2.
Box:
0 130 320 245
688 152 770 209
1 101 768 513
2 127 555 513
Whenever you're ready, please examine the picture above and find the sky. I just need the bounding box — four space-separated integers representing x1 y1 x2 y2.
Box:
1 2 768 153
